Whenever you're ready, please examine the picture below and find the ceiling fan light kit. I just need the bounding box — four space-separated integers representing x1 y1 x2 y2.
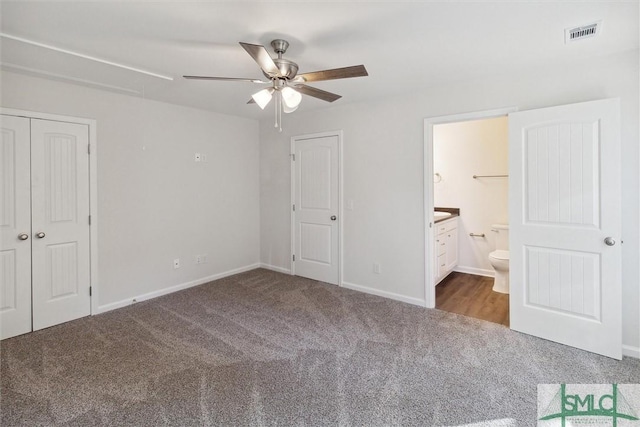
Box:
281 87 302 113
184 39 368 131
252 87 274 110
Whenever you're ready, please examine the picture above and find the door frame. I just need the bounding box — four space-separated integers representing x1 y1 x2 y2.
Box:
423 107 517 308
1 107 99 316
290 130 343 285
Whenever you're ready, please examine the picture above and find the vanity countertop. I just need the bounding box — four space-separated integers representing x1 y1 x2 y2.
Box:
434 207 460 223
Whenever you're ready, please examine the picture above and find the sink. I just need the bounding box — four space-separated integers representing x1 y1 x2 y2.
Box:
434 211 452 220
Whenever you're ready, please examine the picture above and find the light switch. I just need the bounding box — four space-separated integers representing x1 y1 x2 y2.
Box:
347 199 354 211
373 263 381 274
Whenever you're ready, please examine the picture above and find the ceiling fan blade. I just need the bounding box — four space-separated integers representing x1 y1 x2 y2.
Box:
294 84 342 102
239 42 281 77
294 65 368 83
183 76 267 83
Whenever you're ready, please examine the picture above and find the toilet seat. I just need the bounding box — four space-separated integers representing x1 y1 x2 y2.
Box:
489 250 509 260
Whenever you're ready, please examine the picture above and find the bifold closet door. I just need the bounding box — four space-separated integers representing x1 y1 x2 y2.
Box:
31 119 91 331
0 115 33 340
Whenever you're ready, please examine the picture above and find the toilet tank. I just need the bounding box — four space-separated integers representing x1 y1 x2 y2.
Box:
491 224 509 251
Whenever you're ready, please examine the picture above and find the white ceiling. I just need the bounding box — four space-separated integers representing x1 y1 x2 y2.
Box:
1 1 638 119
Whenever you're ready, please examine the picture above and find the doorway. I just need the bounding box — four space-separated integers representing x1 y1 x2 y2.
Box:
429 113 511 326
424 99 623 359
424 107 515 311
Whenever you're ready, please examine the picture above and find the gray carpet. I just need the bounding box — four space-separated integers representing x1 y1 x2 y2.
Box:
1 268 638 426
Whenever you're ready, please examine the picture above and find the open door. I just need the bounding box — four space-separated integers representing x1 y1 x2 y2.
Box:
509 98 621 359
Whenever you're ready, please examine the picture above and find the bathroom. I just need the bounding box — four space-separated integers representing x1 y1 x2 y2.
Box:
432 116 510 325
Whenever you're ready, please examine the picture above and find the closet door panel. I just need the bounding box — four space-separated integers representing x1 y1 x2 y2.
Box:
0 115 32 340
31 119 91 331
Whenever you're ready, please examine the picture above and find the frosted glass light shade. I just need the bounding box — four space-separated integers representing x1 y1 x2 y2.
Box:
252 88 274 109
282 102 299 113
281 87 302 113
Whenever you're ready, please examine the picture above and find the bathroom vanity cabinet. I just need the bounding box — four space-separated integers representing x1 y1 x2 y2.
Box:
435 217 458 285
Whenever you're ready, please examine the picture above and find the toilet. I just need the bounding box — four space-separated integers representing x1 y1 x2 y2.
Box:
488 224 509 294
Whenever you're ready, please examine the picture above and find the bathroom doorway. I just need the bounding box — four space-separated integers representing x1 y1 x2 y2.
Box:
425 100 622 358
424 107 516 326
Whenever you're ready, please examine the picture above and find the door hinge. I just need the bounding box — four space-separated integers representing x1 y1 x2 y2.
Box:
293 254 295 261
291 153 295 161
88 144 91 155
88 215 92 225
89 286 92 296
292 204 295 211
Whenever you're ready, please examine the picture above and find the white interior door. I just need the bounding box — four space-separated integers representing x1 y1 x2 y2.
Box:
293 134 339 284
31 119 91 331
0 115 32 340
509 98 621 359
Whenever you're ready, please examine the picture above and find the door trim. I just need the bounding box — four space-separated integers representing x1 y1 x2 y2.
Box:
1 107 98 316
290 130 343 286
423 107 517 308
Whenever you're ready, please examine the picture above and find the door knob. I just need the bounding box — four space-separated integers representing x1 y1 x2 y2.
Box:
18 233 29 240
36 232 46 239
330 215 337 221
604 237 615 246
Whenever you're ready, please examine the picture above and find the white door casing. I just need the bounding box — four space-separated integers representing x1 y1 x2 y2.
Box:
0 115 32 340
31 119 91 331
509 98 622 359
292 133 340 285
424 107 517 308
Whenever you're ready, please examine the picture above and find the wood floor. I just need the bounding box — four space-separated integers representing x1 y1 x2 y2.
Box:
435 272 509 326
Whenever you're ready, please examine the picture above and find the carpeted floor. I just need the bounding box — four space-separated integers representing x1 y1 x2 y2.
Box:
1 268 639 426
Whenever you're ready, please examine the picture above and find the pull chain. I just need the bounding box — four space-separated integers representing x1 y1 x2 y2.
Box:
273 91 283 132
274 90 278 129
278 93 282 132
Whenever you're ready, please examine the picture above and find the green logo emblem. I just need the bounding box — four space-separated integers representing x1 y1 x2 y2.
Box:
539 384 639 427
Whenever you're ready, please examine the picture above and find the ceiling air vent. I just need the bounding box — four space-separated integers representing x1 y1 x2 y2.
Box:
565 21 602 43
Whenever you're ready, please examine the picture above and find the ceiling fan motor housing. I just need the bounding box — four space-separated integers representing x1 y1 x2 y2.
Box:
264 58 299 80
261 39 299 80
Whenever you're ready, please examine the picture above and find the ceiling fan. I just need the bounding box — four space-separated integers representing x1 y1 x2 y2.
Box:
184 39 368 130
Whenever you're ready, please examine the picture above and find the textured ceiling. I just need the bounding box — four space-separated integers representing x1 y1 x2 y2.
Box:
1 1 638 119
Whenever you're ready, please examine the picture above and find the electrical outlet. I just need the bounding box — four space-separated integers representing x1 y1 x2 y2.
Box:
195 255 201 264
373 263 381 274
173 258 180 269
195 153 201 162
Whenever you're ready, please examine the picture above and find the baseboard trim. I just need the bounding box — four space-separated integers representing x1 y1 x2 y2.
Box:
622 344 640 359
341 281 425 307
454 266 495 278
259 263 292 274
95 263 261 314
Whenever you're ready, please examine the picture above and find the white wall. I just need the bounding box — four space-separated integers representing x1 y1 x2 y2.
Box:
1 71 260 309
434 117 509 276
259 49 640 351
